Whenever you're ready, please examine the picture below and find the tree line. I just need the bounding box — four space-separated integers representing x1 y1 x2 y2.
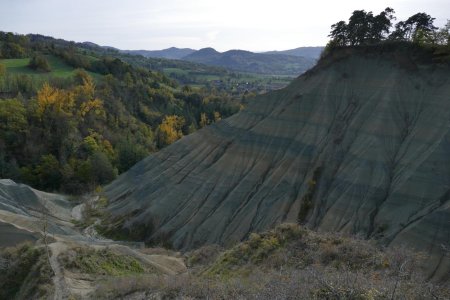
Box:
328 8 450 47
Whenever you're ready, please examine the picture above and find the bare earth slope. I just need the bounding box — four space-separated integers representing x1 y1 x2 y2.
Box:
105 50 450 279
0 179 187 299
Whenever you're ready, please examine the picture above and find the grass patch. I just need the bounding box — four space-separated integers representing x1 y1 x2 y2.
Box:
163 67 189 75
0 55 98 78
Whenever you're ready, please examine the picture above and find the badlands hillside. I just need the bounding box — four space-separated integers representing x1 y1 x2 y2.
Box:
1 44 450 299
103 44 450 279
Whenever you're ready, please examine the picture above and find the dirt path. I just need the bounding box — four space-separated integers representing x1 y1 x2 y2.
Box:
49 242 71 300
1 193 187 299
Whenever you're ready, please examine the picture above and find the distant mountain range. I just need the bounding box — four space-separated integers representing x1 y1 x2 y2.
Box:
181 47 317 75
121 47 196 60
262 46 324 59
117 46 324 76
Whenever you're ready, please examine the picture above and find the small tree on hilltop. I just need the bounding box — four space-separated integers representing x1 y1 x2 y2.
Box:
389 12 437 42
435 20 450 45
28 54 51 72
329 7 396 46
369 7 396 42
329 21 349 46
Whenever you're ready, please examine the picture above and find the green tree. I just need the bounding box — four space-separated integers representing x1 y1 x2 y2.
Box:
0 152 20 179
435 20 450 45
329 21 349 46
116 140 148 173
390 12 437 42
369 7 395 42
408 13 437 42
329 8 395 46
0 42 25 58
0 99 28 150
28 54 51 72
347 10 373 45
0 99 27 133
35 154 62 191
90 151 117 185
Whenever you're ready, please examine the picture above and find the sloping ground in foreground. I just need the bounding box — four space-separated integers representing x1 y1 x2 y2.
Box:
104 48 450 279
0 180 187 299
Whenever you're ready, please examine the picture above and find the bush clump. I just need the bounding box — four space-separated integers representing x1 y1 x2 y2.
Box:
59 246 147 276
207 223 304 275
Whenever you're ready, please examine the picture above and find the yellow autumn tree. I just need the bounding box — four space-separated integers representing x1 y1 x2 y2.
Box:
157 115 185 147
73 74 105 119
36 83 74 117
75 76 96 100
80 98 105 118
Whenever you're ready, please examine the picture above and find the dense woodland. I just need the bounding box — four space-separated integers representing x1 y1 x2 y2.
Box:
0 32 241 193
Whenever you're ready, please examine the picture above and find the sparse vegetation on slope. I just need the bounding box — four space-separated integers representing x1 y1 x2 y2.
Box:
59 247 147 276
86 224 450 299
0 242 53 300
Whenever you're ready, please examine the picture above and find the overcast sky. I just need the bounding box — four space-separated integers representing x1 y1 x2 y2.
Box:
0 0 449 52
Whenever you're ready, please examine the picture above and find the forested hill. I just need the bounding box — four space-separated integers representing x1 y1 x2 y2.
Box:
117 46 319 76
0 32 241 193
121 47 196 60
182 48 316 75
263 46 324 59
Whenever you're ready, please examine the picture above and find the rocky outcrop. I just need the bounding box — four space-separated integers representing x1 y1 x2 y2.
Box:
105 49 450 279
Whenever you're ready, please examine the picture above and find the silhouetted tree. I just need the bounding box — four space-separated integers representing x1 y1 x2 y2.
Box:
368 7 395 42
347 10 373 45
329 21 348 46
390 13 437 42
435 20 450 45
329 8 395 46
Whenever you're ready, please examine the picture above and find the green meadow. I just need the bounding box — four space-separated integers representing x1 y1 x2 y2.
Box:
0 55 96 78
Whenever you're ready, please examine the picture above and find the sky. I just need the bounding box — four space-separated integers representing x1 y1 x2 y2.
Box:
0 0 449 52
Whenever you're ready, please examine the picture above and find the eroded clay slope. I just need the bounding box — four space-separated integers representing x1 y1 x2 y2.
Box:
105 52 450 279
